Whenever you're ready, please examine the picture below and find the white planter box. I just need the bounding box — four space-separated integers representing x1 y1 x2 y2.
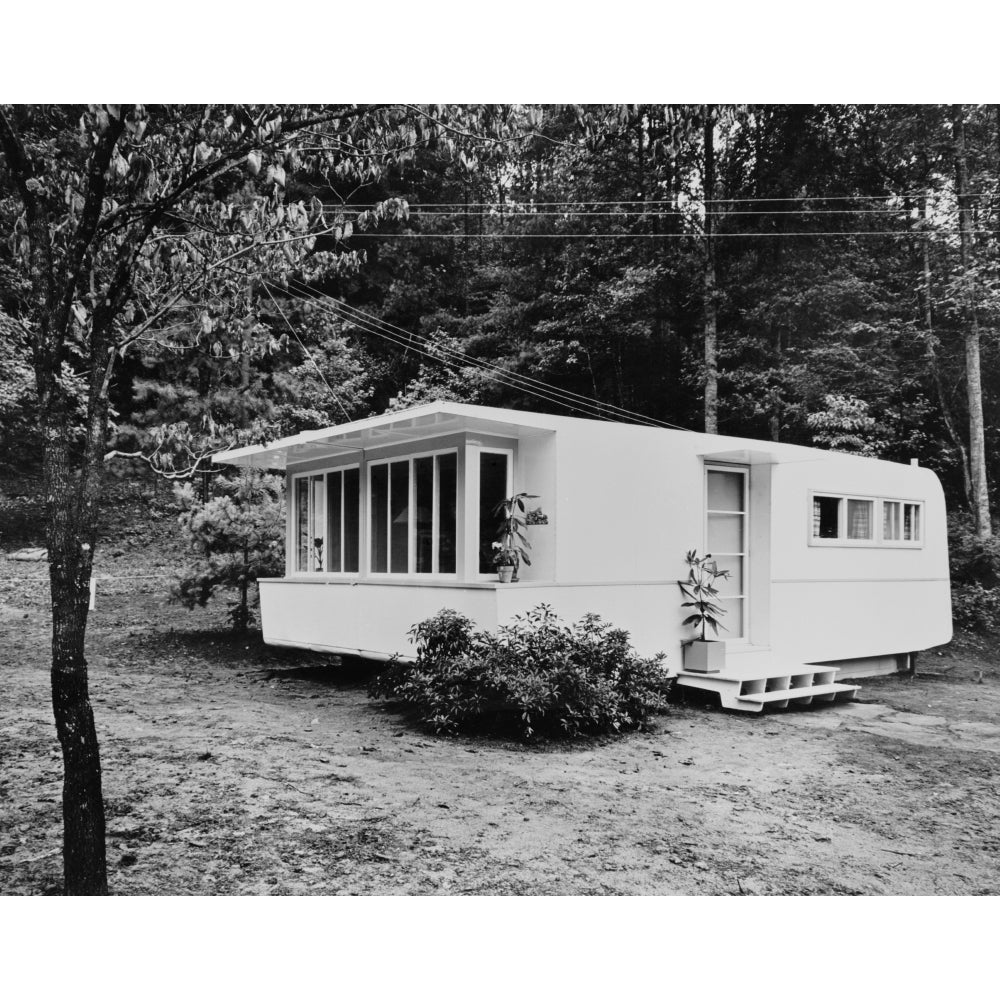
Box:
683 639 726 673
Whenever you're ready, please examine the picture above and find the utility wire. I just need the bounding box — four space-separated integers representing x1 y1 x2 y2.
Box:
285 281 674 429
286 284 663 428
306 230 996 239
281 279 689 431
323 194 998 207
262 281 353 422
380 208 953 217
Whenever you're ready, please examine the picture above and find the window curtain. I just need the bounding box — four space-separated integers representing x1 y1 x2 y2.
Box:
847 499 871 540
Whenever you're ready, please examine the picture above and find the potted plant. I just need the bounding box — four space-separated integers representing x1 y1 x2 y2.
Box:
492 491 538 583
677 549 730 672
492 542 518 583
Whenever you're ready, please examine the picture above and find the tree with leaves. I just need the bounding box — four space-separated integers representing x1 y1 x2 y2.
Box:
0 102 522 893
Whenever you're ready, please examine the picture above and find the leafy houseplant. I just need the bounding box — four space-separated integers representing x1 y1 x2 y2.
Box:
677 549 731 672
493 491 538 582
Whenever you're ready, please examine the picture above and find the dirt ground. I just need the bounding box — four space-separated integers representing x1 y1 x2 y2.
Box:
2 494 1000 895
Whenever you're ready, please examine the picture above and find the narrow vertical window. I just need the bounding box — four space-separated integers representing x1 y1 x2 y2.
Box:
370 463 388 573
389 460 410 573
479 452 509 573
883 501 901 541
706 468 747 639
904 503 921 541
343 468 360 572
295 477 310 571
308 475 325 571
437 452 457 574
414 456 434 573
326 470 342 571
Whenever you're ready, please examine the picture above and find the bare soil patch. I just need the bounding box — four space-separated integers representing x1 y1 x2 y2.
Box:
2 507 999 895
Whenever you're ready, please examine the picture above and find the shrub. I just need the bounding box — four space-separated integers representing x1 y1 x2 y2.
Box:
948 512 1000 588
172 469 285 630
951 581 1000 634
369 605 672 741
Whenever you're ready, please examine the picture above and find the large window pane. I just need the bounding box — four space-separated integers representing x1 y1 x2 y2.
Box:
479 452 508 573
295 477 309 571
707 470 744 512
847 499 873 540
370 464 388 573
389 460 409 573
415 457 434 573
437 453 457 574
707 512 743 554
343 468 360 572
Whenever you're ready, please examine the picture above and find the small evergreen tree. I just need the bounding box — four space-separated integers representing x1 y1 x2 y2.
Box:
173 469 285 631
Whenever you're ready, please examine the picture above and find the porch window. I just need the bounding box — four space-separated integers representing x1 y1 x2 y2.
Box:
478 451 511 573
369 450 458 575
325 467 360 573
294 474 326 572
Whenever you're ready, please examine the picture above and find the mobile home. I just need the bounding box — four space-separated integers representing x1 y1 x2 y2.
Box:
213 401 952 711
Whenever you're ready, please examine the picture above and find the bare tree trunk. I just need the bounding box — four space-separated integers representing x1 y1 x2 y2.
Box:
920 192 972 506
44 430 108 895
953 106 993 538
703 106 719 434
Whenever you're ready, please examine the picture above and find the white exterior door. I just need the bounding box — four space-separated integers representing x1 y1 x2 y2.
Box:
705 465 749 640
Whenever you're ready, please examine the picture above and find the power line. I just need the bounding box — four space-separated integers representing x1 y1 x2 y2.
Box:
261 281 353 422
383 208 952 217
323 194 999 207
289 287 669 430
306 230 995 239
294 286 682 430
281 279 690 431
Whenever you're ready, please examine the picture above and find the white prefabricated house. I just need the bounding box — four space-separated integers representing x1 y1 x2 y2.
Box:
213 401 952 712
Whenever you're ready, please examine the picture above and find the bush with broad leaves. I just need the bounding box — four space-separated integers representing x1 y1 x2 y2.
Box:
369 604 672 741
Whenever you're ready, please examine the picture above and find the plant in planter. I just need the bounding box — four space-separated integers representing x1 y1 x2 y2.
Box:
492 491 538 582
677 549 730 672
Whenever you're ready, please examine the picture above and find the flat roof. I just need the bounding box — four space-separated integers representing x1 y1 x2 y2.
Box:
212 399 895 471
212 401 571 470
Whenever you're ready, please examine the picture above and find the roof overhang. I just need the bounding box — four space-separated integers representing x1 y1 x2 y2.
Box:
699 445 828 466
212 401 557 470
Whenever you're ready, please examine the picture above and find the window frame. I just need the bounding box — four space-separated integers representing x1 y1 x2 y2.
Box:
808 491 925 549
367 446 461 578
290 465 362 576
324 464 361 574
703 463 749 642
475 446 515 580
